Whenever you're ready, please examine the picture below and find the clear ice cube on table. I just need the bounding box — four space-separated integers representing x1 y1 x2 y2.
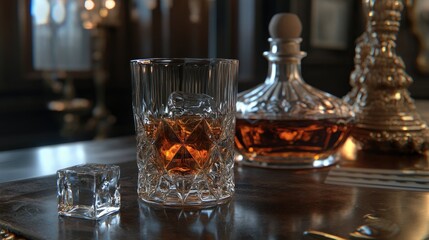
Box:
57 164 120 220
167 91 218 118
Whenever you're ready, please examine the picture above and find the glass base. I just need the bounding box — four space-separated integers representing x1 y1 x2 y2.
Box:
236 154 339 169
138 195 233 209
58 205 120 220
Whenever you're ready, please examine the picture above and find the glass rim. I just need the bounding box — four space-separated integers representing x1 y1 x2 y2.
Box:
130 58 239 65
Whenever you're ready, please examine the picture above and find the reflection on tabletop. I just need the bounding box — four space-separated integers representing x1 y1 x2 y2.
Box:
338 138 429 170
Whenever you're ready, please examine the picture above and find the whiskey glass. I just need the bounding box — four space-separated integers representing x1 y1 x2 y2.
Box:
130 58 238 208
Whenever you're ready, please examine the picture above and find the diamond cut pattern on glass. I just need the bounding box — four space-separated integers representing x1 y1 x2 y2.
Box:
136 114 235 205
153 117 215 176
185 119 213 169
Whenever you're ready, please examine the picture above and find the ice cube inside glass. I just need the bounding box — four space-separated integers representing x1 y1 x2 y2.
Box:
57 164 121 220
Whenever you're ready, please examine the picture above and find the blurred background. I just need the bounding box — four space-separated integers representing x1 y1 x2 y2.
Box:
0 0 428 151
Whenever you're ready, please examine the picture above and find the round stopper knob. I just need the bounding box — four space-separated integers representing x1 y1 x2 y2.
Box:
269 13 302 39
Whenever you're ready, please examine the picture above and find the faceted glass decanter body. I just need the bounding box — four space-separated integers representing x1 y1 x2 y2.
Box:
235 39 354 169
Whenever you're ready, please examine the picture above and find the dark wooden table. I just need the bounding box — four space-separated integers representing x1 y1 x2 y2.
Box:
1 101 429 240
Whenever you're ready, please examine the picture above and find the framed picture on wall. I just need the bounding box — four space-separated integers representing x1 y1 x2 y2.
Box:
310 0 352 50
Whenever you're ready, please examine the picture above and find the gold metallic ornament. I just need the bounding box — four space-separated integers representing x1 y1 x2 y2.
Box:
351 0 429 154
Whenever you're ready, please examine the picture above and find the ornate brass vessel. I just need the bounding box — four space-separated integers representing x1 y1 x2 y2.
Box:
351 0 429 154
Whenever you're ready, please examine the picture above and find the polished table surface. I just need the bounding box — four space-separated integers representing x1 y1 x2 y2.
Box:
1 101 429 240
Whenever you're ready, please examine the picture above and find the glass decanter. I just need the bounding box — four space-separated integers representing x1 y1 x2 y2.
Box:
235 13 354 169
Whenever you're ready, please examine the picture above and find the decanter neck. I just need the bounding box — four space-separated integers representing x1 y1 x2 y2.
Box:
263 38 306 83
265 60 303 84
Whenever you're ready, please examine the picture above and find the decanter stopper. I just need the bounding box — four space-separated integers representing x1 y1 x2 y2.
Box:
235 13 354 169
269 13 302 41
352 0 429 154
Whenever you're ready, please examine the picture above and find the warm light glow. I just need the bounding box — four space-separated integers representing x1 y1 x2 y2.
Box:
83 21 95 29
395 92 401 99
339 138 358 161
401 115 414 121
105 0 116 10
85 0 95 10
99 8 109 17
